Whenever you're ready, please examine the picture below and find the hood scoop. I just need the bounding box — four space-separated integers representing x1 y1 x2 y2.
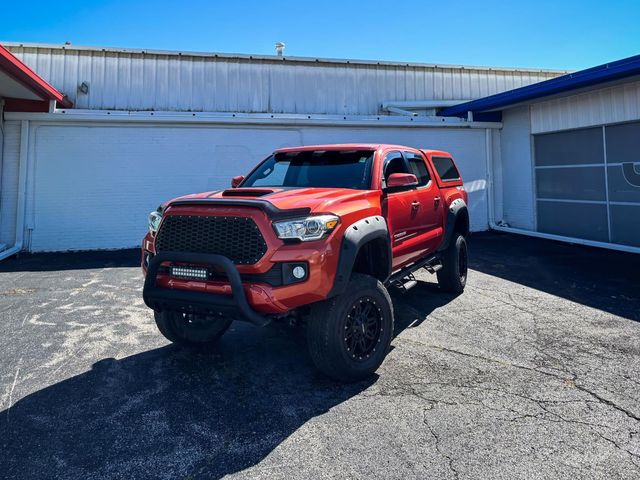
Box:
222 188 274 197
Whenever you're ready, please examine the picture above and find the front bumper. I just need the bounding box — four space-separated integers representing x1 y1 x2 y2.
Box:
142 240 340 319
141 203 343 317
143 251 270 326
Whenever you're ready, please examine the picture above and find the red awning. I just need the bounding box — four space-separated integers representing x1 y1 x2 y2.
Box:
0 44 72 110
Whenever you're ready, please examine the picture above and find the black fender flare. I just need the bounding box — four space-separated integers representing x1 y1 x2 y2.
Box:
437 198 469 252
328 215 392 297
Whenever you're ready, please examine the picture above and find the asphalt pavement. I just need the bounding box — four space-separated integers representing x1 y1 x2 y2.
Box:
0 232 639 479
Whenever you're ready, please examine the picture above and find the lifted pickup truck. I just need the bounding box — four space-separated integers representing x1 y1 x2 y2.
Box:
142 144 469 381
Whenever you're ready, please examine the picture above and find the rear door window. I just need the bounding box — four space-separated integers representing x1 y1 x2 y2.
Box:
432 156 461 181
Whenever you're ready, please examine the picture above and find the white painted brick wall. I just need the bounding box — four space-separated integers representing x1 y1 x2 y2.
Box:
499 106 535 230
28 124 303 251
0 122 21 247
20 122 488 252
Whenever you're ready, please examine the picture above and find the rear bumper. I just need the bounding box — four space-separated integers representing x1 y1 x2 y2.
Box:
143 251 270 326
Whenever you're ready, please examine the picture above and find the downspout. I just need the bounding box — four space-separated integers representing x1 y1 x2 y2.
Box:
485 128 495 230
0 99 5 252
381 100 472 116
483 121 640 254
0 120 29 261
382 100 472 110
385 106 418 117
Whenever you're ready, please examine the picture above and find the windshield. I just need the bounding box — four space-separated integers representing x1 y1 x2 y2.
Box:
242 150 374 190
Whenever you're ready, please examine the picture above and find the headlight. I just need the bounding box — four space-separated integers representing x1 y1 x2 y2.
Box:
148 209 163 233
273 215 339 242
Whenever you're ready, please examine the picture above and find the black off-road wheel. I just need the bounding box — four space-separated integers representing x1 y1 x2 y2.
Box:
154 311 232 348
306 273 394 382
437 233 468 294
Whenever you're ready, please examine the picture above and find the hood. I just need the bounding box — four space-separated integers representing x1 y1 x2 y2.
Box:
166 187 379 216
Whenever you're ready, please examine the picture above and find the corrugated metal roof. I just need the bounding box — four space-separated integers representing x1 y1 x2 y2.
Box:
2 42 567 115
2 42 570 74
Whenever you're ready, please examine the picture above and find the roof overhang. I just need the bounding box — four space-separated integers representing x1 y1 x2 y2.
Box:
439 54 640 117
0 44 72 110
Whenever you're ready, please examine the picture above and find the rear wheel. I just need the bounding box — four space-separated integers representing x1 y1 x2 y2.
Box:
154 311 232 347
306 273 394 382
437 233 468 293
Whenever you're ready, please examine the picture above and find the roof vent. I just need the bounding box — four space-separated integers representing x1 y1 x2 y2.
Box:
275 42 285 57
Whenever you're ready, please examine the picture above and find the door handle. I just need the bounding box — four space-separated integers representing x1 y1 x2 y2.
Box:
411 201 420 209
434 196 441 206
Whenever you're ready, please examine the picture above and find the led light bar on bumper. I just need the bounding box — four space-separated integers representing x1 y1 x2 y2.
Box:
170 265 208 280
164 262 308 285
273 215 339 242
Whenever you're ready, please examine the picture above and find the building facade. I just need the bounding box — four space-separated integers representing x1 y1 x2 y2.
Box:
0 43 565 254
5 43 638 255
442 56 640 252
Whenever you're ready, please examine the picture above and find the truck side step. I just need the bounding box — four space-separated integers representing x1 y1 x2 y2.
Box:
401 278 418 291
424 262 442 274
391 273 418 293
386 253 442 286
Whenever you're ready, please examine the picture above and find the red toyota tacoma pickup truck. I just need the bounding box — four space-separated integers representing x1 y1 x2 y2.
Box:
142 144 469 381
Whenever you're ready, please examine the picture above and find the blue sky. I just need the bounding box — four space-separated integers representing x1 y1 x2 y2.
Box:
3 0 639 70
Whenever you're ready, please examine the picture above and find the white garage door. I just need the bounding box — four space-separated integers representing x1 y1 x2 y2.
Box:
28 122 488 251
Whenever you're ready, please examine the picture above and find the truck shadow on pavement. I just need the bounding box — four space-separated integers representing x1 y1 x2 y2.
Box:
0 323 375 480
0 287 453 480
391 281 459 334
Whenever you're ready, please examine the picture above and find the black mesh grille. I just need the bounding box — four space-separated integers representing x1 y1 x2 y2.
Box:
155 215 268 264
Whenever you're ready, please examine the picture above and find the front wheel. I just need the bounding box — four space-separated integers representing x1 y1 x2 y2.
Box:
306 273 394 382
437 233 468 293
154 311 232 348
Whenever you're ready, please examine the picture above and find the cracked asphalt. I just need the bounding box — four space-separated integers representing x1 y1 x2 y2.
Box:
0 232 639 479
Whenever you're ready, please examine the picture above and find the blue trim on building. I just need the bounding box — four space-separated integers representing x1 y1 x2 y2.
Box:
439 54 640 117
472 111 502 122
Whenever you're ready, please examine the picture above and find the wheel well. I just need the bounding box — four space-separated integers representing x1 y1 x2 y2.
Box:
351 238 390 281
454 208 470 237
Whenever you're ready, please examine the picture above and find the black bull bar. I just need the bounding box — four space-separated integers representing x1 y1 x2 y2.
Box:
142 251 270 327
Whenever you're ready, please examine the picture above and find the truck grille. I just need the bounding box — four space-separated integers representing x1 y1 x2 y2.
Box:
155 215 268 264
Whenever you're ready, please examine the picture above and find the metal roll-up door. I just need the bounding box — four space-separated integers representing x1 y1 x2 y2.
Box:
533 121 640 248
605 122 640 247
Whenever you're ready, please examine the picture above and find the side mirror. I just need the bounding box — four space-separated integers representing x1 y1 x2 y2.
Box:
386 173 418 189
231 175 245 188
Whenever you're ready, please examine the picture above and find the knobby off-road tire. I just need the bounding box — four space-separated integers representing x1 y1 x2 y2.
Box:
306 273 394 382
437 233 468 294
154 311 232 348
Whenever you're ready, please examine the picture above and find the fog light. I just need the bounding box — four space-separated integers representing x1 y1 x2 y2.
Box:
292 266 306 279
